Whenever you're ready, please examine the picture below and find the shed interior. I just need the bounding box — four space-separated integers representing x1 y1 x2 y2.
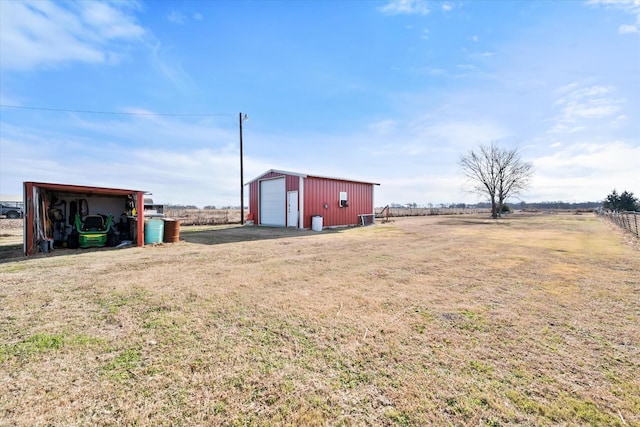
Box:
25 183 144 255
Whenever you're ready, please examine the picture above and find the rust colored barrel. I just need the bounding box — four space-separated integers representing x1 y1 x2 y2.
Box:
163 219 180 243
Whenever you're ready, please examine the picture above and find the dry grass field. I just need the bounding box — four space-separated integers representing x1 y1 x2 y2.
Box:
162 208 241 226
1 213 639 426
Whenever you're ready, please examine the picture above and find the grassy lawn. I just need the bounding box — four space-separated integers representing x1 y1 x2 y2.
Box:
1 213 639 426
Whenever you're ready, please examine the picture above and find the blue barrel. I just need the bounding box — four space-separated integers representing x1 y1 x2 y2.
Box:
144 219 164 244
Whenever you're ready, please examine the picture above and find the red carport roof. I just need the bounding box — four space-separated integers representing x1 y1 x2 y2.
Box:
24 182 147 196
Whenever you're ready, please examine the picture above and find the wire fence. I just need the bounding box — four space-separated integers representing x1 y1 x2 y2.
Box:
163 207 492 226
598 211 640 237
163 208 241 226
375 207 492 218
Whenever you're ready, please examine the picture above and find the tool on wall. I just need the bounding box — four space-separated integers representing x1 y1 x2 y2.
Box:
69 200 77 226
67 198 89 249
78 199 89 217
50 199 67 247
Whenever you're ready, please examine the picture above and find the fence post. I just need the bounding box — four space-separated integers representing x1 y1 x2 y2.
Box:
602 211 640 237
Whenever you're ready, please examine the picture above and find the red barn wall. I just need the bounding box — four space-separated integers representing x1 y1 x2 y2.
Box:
248 171 375 228
302 177 374 228
248 179 260 222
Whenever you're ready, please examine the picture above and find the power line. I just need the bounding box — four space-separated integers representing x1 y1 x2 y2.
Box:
0 104 233 117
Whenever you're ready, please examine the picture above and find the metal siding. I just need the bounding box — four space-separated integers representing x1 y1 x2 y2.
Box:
249 180 259 222
302 177 374 228
249 171 375 228
23 182 34 256
298 176 304 230
285 175 299 192
136 192 145 246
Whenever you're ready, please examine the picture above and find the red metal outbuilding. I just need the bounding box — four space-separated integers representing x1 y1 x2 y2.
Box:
246 170 380 229
23 182 147 256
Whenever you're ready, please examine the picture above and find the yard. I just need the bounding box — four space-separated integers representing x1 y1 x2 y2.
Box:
1 213 639 426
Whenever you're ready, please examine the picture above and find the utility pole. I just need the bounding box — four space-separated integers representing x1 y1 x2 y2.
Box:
239 112 247 225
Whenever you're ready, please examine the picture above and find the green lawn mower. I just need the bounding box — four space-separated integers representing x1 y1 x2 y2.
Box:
74 213 113 249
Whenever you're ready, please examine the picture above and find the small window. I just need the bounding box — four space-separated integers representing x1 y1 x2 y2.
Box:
339 192 348 208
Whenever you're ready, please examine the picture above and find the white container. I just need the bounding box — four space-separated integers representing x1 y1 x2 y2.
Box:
311 215 323 232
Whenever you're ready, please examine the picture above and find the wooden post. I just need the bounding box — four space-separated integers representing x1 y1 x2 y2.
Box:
239 112 246 225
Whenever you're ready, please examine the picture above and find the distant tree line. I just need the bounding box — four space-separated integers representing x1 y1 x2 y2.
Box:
603 189 638 212
386 201 603 210
166 205 247 210
518 201 601 210
165 204 199 210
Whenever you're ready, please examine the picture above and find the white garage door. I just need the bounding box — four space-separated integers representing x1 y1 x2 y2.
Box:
260 178 286 226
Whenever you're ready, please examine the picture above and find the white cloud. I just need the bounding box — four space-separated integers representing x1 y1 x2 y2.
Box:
0 0 145 70
428 68 446 76
421 120 512 148
2 107 636 207
470 51 496 59
368 118 512 160
619 23 639 33
556 81 582 94
549 83 624 134
562 100 621 119
587 0 640 36
378 0 430 16
80 2 144 39
167 11 188 25
377 174 468 206
538 142 638 174
368 120 398 135
0 114 247 207
529 140 640 201
149 43 196 92
166 10 203 25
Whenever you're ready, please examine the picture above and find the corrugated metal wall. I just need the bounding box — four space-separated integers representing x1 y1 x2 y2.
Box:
248 171 299 225
303 177 374 228
248 171 375 228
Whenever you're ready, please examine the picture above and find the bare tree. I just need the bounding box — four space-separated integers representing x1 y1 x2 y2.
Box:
459 143 533 219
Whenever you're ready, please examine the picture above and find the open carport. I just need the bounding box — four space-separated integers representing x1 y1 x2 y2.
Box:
23 182 147 256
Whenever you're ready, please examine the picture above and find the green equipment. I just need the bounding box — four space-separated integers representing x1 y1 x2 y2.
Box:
75 213 113 249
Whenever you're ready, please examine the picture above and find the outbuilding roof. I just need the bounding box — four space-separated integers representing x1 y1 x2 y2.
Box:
24 182 147 196
246 169 380 186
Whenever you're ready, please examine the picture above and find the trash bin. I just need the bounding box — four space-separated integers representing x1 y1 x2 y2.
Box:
144 219 164 244
163 219 180 243
311 215 323 232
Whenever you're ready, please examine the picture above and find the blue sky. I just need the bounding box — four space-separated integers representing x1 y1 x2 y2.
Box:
1 0 638 207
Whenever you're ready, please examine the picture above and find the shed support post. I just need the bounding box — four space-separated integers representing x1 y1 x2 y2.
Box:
23 182 35 256
136 192 145 246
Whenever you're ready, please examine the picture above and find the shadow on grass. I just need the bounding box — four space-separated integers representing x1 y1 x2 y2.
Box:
179 224 340 246
0 244 23 262
0 225 340 263
434 213 542 227
0 243 127 263
434 217 511 226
